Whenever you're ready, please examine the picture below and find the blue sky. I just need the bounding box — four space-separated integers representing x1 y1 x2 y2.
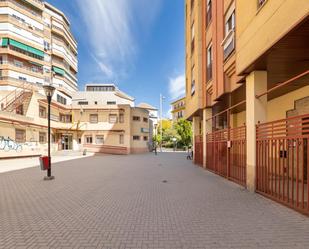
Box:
47 0 185 117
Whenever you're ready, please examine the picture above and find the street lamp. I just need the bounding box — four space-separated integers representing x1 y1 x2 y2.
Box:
43 84 55 180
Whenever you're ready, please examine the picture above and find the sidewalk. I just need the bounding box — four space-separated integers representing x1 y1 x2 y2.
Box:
0 153 94 173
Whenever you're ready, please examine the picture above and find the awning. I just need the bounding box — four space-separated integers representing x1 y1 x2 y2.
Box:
52 66 65 76
27 46 44 57
1 38 8 46
9 39 44 57
9 39 28 51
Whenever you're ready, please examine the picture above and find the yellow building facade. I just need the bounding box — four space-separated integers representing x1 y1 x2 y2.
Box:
186 0 309 215
171 97 186 122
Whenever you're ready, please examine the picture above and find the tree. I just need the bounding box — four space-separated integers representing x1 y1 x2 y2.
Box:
174 118 192 147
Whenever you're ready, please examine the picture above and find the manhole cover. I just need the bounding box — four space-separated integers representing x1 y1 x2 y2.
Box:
162 180 168 183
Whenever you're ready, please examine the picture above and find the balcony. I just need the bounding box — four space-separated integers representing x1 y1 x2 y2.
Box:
222 30 235 60
0 60 43 75
23 0 44 11
0 0 43 20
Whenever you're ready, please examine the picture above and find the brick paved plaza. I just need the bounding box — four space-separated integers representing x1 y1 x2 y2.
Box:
0 153 309 249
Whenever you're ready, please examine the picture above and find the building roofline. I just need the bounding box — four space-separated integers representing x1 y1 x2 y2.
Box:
44 2 70 26
170 96 186 105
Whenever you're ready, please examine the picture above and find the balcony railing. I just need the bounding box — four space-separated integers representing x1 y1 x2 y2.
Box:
0 60 43 75
222 30 235 60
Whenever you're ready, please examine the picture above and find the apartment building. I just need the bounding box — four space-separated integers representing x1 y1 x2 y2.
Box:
186 0 309 215
71 84 151 154
0 1 152 158
171 97 185 122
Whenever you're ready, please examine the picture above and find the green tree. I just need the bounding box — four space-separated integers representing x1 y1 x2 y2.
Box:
174 118 192 147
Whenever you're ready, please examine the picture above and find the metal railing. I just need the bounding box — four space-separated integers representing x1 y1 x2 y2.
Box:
0 80 34 112
194 135 203 166
206 125 247 186
206 129 228 177
229 125 247 186
256 113 309 215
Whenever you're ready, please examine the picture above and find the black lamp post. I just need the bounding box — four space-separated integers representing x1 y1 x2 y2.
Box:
43 84 55 180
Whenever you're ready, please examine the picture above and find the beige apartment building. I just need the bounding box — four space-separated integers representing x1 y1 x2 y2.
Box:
186 0 309 215
0 1 151 158
171 97 185 122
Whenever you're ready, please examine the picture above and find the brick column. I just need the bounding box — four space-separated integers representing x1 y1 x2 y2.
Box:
203 108 212 168
246 71 267 192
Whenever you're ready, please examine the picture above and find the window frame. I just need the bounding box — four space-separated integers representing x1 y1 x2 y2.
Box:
89 114 98 124
15 129 26 143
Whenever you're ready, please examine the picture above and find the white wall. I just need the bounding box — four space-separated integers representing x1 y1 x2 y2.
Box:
0 23 44 47
0 7 44 30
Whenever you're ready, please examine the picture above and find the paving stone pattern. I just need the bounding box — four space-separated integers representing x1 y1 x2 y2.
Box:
0 153 309 249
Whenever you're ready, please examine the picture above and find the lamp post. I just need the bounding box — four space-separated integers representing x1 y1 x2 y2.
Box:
43 84 55 180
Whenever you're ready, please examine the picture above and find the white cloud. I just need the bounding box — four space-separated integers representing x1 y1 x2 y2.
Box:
76 0 162 80
168 74 185 100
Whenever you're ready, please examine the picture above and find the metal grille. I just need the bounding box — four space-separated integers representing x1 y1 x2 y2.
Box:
206 129 228 177
229 126 247 186
206 126 247 186
256 114 309 215
194 135 203 166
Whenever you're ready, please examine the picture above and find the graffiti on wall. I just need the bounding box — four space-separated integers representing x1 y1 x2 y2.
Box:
0 136 23 152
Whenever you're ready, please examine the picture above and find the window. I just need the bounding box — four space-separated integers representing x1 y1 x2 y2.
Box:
133 116 140 121
16 104 23 115
119 114 124 123
59 114 72 123
191 66 195 95
109 114 118 123
39 132 46 144
206 0 212 26
39 106 46 118
57 94 67 105
191 0 194 13
84 135 93 144
143 117 148 123
107 101 116 105
95 135 104 144
143 136 148 141
44 41 50 51
15 129 26 143
206 44 213 81
133 136 140 141
94 101 98 105
18 76 26 81
89 114 98 123
119 134 124 144
191 24 195 53
78 101 88 105
14 60 23 68
225 11 235 36
191 23 195 41
258 0 266 8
